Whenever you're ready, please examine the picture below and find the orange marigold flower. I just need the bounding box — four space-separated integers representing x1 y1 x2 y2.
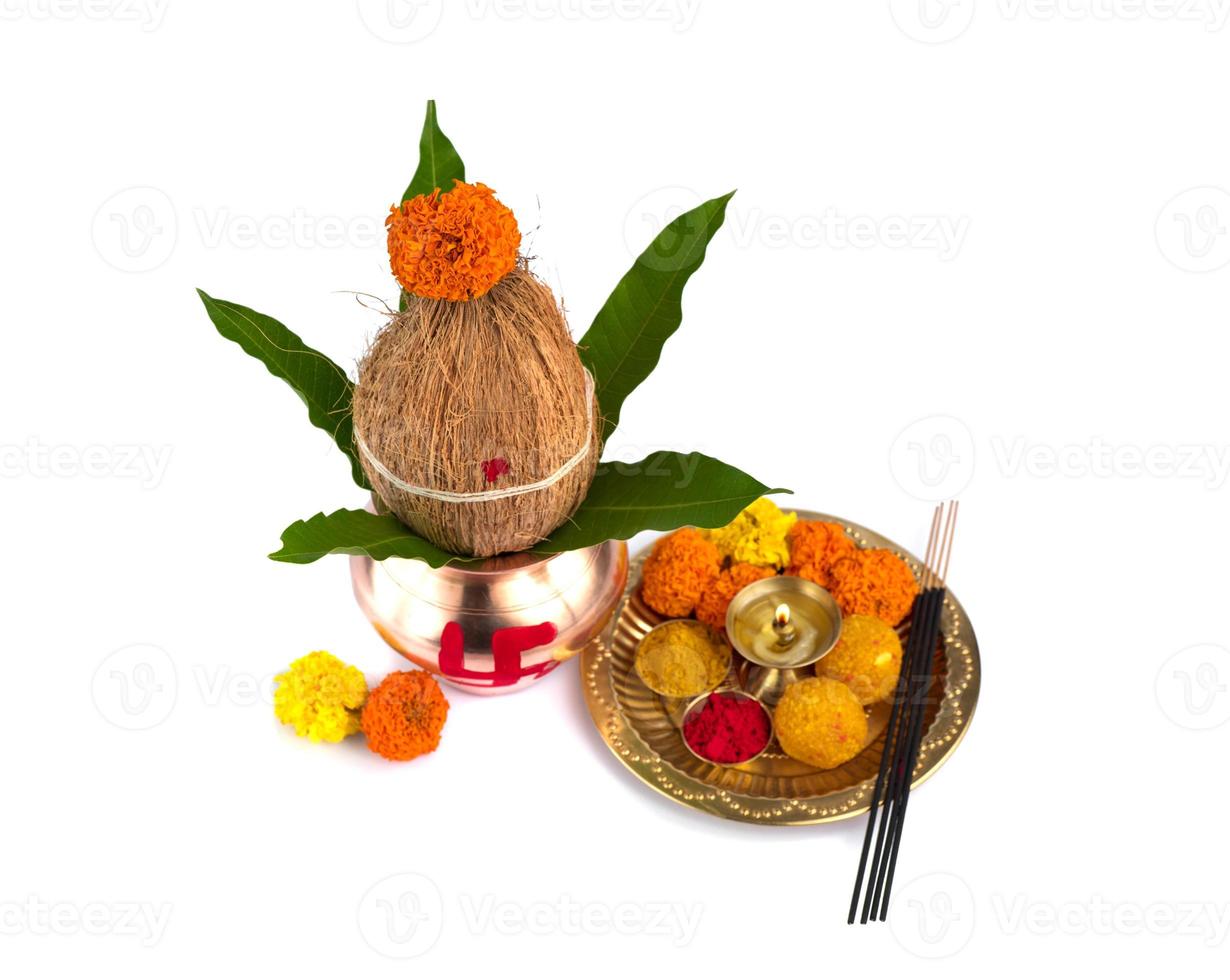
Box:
361 670 450 761
640 528 721 619
792 561 833 591
695 563 777 631
386 180 520 301
786 520 857 589
826 549 919 627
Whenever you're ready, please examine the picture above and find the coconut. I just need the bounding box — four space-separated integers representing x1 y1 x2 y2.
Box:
352 264 600 557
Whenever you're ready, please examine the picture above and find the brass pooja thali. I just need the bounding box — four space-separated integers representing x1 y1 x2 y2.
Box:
580 512 981 825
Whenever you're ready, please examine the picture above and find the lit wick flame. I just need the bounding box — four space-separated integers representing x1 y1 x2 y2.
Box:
772 602 796 646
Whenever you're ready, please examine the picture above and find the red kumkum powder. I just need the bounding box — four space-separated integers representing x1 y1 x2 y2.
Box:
683 693 771 765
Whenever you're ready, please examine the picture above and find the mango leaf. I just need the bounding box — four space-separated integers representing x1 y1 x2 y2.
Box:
397 99 467 312
402 99 465 202
197 289 369 490
578 192 734 442
270 508 460 566
534 451 789 554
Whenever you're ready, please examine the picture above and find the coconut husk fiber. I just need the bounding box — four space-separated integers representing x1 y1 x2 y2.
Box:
352 264 600 558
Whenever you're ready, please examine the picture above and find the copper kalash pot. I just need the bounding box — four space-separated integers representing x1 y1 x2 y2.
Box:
351 540 628 695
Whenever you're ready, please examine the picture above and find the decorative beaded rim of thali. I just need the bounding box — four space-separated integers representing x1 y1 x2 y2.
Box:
579 511 981 825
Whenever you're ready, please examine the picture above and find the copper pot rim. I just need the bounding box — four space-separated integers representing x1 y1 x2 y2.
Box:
378 538 606 581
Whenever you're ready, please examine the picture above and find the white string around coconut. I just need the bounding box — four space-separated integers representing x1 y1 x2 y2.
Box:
354 369 596 505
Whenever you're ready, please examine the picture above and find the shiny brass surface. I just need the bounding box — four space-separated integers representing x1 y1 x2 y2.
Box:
727 575 843 707
741 664 814 709
726 576 842 669
579 511 981 824
353 539 629 695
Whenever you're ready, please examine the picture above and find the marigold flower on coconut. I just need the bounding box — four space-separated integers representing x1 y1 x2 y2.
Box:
640 528 721 619
704 497 797 568
362 670 450 762
695 562 777 631
273 651 368 743
386 180 520 301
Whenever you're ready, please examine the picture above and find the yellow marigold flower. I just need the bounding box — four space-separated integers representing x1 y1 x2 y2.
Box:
704 497 798 569
273 651 368 743
386 180 520 301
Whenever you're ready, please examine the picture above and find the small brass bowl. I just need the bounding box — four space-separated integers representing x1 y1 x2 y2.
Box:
725 575 842 668
680 690 774 766
726 576 843 707
633 619 732 699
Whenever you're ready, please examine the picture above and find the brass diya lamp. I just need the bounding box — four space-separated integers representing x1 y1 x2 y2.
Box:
725 576 842 706
352 540 628 695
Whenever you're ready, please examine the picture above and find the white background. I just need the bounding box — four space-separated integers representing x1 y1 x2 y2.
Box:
3 0 1229 973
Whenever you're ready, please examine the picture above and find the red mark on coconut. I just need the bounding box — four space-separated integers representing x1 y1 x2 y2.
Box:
481 457 510 483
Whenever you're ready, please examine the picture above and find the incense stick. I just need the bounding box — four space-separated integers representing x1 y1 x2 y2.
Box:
847 506 941 924
874 503 958 919
849 501 958 924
